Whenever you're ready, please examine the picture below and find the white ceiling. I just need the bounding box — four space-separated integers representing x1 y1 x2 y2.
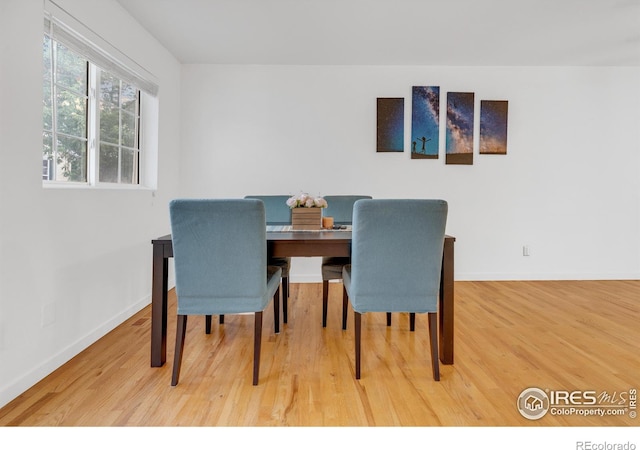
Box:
115 0 640 66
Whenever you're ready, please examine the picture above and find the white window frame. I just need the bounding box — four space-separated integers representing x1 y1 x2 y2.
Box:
93 67 143 185
43 0 159 190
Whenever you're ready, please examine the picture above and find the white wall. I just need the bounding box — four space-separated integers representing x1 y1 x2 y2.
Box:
0 0 181 408
180 64 640 281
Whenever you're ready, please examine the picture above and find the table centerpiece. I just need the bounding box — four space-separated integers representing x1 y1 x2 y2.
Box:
286 193 327 230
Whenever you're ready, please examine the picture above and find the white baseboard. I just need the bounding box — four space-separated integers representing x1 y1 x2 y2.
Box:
454 272 640 281
291 270 640 283
290 274 323 283
0 295 150 409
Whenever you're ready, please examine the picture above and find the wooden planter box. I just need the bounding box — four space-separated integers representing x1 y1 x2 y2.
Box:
291 208 322 230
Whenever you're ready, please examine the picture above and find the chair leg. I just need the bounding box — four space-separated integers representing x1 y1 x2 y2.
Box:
410 313 415 332
171 315 188 386
282 277 288 324
273 286 280 334
205 314 224 333
342 284 348 330
322 280 329 327
253 311 263 385
354 311 362 379
428 312 440 381
386 312 391 326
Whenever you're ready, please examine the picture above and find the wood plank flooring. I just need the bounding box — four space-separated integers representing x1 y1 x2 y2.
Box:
0 280 638 427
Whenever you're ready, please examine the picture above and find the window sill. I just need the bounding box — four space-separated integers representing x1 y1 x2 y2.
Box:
42 181 155 192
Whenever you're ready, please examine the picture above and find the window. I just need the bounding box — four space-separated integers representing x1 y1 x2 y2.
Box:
42 3 158 188
97 72 141 184
43 35 90 182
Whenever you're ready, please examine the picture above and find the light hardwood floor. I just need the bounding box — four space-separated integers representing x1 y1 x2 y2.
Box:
0 280 638 426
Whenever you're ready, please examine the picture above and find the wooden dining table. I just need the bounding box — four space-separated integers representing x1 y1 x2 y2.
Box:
150 230 455 368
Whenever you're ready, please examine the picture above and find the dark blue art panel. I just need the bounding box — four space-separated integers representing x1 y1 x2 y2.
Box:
445 92 474 165
377 97 404 152
411 86 440 159
479 100 508 155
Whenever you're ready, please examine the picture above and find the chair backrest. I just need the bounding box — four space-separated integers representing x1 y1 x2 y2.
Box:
322 195 373 224
169 199 268 315
245 195 291 225
349 199 448 313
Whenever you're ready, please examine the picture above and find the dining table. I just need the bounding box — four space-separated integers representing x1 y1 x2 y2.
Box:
150 229 456 367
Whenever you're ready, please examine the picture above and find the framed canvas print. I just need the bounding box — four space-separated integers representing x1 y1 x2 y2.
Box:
445 92 474 165
411 86 440 159
479 100 508 155
377 97 404 152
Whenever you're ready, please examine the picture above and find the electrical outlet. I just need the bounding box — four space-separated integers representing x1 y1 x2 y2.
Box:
523 245 530 256
41 303 55 327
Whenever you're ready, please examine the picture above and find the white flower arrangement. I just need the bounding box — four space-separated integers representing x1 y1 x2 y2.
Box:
286 193 328 209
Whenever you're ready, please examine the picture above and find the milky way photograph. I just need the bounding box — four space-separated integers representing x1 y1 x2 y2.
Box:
411 86 440 159
479 100 508 155
446 91 475 165
376 97 404 152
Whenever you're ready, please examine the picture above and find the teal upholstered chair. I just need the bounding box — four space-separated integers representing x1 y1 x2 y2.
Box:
169 199 282 386
342 199 448 381
245 195 292 323
321 195 372 328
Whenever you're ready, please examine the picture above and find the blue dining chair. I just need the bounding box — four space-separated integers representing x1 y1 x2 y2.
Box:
245 195 292 323
169 199 282 386
342 199 448 381
321 195 372 328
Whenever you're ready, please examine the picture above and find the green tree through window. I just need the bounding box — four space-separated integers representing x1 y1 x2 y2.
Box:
99 72 140 184
43 35 88 182
43 34 141 185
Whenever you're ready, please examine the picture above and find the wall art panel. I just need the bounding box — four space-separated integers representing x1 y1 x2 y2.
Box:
376 97 404 152
479 100 508 155
411 86 440 159
445 92 474 165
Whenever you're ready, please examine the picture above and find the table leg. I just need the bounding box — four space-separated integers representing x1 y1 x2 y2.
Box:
151 244 168 367
439 237 454 364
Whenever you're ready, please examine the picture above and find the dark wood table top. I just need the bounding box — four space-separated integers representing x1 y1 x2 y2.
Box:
154 231 455 243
